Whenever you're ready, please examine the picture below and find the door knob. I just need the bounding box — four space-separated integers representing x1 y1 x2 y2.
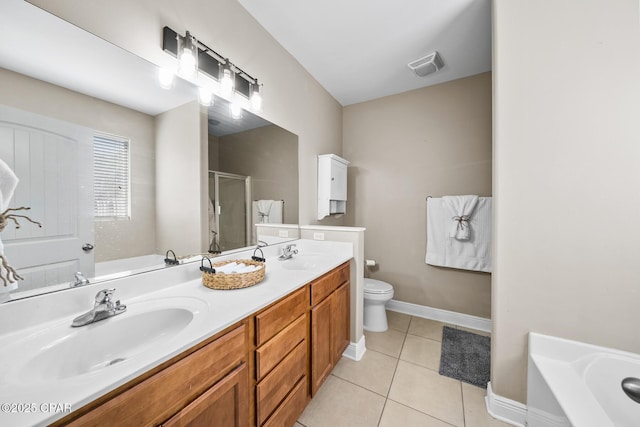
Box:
82 243 94 252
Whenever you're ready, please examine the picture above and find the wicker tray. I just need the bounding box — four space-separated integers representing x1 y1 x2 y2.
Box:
200 258 265 290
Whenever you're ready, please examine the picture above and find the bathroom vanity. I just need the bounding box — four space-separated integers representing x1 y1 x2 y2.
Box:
0 239 353 427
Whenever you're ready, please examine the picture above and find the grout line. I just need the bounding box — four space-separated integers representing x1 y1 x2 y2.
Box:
385 398 458 427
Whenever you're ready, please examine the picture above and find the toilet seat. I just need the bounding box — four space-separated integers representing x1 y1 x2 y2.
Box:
364 278 393 295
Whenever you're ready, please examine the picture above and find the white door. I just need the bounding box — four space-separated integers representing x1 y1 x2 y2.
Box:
0 105 93 293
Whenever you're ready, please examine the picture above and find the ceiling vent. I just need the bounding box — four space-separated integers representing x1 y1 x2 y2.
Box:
407 51 444 77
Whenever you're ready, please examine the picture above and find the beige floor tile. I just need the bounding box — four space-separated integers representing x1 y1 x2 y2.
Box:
298 375 385 427
407 317 449 341
295 423 304 427
364 328 406 358
387 310 411 332
389 361 464 427
400 334 442 371
380 400 454 427
332 350 398 396
457 326 491 338
462 383 512 427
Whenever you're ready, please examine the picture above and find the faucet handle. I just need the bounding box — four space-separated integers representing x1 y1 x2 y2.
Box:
95 288 116 304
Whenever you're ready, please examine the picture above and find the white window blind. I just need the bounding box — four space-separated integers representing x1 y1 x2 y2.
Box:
94 133 130 219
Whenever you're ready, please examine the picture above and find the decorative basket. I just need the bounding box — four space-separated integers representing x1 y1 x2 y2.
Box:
200 257 265 290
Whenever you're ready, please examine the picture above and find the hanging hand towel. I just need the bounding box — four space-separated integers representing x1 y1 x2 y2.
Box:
0 158 20 301
443 195 479 241
426 196 492 273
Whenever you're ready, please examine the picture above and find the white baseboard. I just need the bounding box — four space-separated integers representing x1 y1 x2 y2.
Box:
486 382 527 427
386 299 492 332
342 335 366 361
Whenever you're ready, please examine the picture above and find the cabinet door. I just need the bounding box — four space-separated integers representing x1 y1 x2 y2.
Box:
331 282 350 364
329 159 347 200
162 362 248 427
311 296 333 396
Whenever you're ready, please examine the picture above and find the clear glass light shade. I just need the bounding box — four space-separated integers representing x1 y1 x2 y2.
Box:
220 65 234 98
250 82 262 111
178 32 198 78
198 86 214 106
158 67 175 89
230 99 243 119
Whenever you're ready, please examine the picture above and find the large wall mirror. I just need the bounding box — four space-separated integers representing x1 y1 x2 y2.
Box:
0 0 299 300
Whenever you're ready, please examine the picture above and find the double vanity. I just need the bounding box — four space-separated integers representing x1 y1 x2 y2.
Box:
0 239 354 426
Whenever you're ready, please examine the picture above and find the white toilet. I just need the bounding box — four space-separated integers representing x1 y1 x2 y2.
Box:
363 278 394 332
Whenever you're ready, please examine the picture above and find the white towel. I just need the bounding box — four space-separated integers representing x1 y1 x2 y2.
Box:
0 158 18 213
253 200 284 224
0 158 20 301
425 197 492 273
215 262 261 274
443 195 479 241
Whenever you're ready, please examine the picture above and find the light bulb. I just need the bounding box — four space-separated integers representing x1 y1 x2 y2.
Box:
220 65 234 98
250 82 262 111
177 32 198 78
198 86 214 106
230 100 243 119
158 67 175 89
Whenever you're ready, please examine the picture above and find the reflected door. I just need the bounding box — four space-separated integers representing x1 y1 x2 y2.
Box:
0 105 94 292
210 172 251 252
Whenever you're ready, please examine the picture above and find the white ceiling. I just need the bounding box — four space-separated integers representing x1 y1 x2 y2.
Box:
238 0 492 106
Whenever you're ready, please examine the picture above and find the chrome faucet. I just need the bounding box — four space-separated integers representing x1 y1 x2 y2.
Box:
278 244 298 260
71 288 127 327
70 272 90 288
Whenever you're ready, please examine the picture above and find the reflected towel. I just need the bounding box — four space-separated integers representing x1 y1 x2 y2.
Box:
0 158 20 300
443 195 478 241
252 200 283 225
0 158 18 213
426 197 492 273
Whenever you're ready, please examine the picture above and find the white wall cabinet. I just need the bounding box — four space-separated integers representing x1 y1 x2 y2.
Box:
317 154 349 220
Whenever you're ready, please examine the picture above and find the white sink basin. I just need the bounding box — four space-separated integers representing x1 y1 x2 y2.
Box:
281 254 322 271
1 296 208 384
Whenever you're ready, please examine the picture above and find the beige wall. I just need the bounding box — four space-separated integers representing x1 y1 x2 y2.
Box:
343 73 492 318
218 125 299 224
28 0 344 228
0 68 156 262
493 0 640 403
155 101 206 255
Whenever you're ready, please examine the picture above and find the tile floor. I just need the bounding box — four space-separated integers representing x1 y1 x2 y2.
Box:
296 310 511 427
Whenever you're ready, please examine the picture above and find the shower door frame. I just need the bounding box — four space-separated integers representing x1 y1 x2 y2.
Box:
210 171 252 250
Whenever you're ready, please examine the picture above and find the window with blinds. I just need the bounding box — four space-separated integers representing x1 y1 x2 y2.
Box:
94 133 130 219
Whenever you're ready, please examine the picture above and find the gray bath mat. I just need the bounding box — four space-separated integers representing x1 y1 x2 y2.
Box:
439 326 490 388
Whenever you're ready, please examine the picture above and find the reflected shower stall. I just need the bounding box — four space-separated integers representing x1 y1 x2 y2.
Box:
208 171 251 252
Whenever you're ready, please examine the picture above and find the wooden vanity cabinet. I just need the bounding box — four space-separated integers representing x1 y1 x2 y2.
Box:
310 262 350 396
253 286 309 427
55 321 249 427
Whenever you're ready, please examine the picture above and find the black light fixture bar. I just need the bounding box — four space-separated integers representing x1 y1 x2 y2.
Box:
162 26 256 98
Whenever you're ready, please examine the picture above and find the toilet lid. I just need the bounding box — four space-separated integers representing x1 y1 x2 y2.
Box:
364 278 393 294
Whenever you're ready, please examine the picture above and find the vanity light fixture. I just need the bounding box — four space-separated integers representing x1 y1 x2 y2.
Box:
161 26 263 114
177 31 198 78
157 67 175 90
219 62 234 98
230 96 243 119
198 86 214 107
250 81 262 112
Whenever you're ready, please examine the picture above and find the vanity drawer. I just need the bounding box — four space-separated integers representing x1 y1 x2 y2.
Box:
262 376 308 427
256 313 306 381
310 261 349 306
256 341 306 425
255 286 307 346
66 324 246 427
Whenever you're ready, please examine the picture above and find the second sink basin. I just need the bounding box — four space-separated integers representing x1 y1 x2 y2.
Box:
281 253 322 271
4 296 208 384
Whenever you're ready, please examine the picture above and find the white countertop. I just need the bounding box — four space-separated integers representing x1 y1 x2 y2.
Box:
0 239 353 426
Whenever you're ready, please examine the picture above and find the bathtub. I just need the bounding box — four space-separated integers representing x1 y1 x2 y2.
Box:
528 333 640 427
